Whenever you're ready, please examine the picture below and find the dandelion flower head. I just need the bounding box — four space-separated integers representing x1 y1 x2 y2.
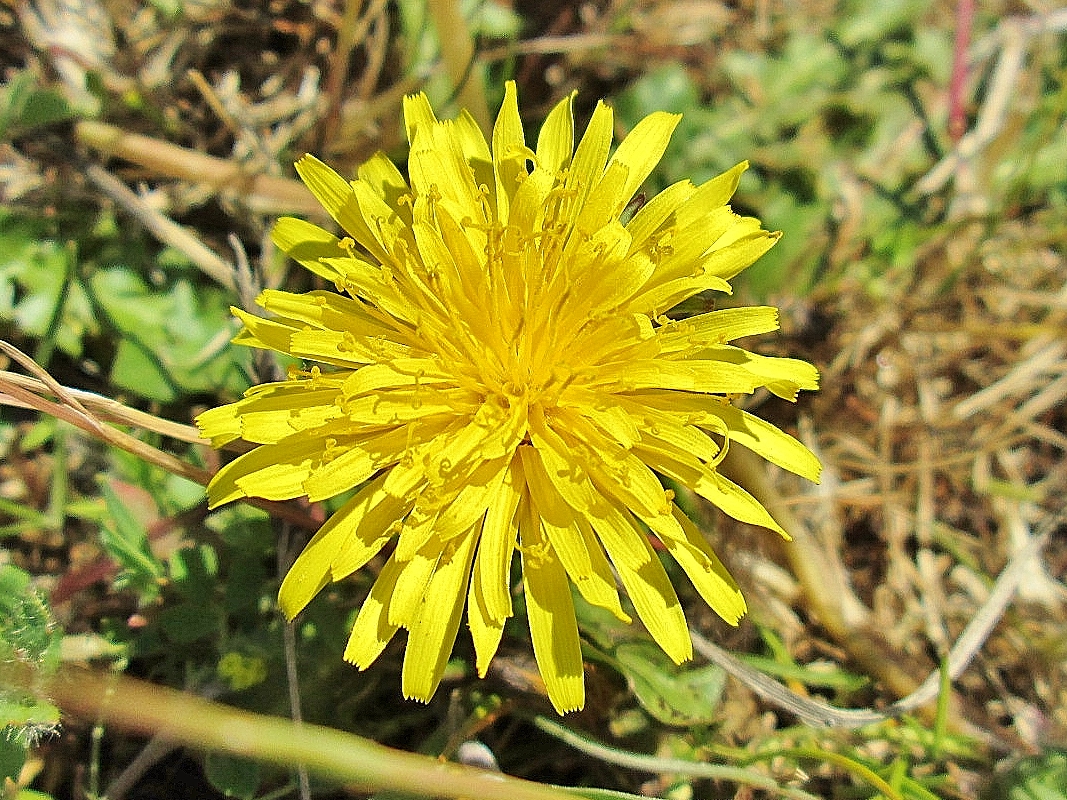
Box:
197 82 821 714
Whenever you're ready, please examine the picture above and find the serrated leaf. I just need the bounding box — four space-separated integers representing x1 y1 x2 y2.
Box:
0 566 60 669
0 566 62 749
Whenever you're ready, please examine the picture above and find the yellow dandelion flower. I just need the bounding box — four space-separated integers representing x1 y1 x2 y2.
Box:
197 82 821 714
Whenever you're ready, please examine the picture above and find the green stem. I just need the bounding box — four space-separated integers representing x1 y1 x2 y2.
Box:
532 716 821 800
34 239 77 369
775 748 904 800
4 662 576 800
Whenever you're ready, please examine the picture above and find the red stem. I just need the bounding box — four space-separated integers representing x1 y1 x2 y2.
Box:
948 0 976 143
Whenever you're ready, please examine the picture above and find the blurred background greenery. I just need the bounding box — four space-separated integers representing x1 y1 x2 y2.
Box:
2 1 1066 799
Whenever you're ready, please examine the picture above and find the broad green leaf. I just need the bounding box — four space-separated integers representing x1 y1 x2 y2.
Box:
613 641 725 726
204 753 262 800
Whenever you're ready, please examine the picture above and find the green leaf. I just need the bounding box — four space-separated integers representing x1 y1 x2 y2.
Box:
0 566 62 747
998 750 1067 800
0 566 61 670
98 482 165 601
204 753 262 800
158 601 221 644
612 641 725 726
736 654 869 692
0 734 27 783
0 699 61 732
110 338 178 402
0 213 95 358
578 595 726 725
89 268 248 402
0 71 73 138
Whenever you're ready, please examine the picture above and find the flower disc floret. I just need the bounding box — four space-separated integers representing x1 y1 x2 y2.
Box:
197 81 821 714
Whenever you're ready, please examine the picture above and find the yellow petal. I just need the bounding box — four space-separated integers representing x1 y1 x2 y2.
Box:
407 122 483 225
492 81 526 220
394 505 440 563
357 151 413 224
330 475 412 579
206 437 323 506
625 273 734 319
402 91 438 145
534 90 575 175
341 360 452 397
507 159 555 236
612 547 693 664
476 456 522 621
630 414 723 467
239 390 346 444
257 289 396 337
271 217 350 283
467 548 506 676
196 402 242 447
520 446 627 619
674 161 749 227
277 478 395 618
455 107 493 188
519 513 585 714
389 548 438 627
660 506 747 624
588 358 767 395
700 229 781 282
294 155 391 265
344 553 404 668
564 100 613 224
695 345 820 401
693 470 789 538
656 306 781 353
639 443 788 537
707 399 822 482
229 307 297 355
401 529 479 702
599 110 680 217
433 457 509 540
624 178 695 253
302 427 411 501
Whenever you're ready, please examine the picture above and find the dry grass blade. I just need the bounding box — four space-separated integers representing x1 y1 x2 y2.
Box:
0 369 203 444
76 121 325 219
0 340 211 485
